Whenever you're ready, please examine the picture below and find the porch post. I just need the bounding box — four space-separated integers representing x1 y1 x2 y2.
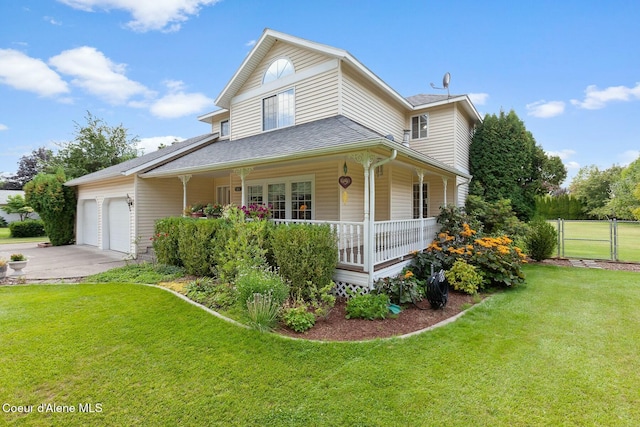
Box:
350 152 375 274
416 169 426 248
178 175 192 216
442 176 448 207
233 167 253 207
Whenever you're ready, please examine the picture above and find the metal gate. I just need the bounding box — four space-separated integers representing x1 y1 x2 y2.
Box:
556 219 619 261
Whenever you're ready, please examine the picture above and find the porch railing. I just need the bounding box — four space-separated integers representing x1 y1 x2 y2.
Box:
272 218 439 270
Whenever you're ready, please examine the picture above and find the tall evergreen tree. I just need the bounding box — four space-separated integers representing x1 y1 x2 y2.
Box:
469 110 562 221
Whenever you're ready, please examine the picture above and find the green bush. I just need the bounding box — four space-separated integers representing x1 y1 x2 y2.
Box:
177 218 222 276
246 292 281 332
271 223 337 301
153 217 184 266
526 218 558 261
235 267 289 309
280 305 316 333
212 205 271 284
374 270 423 304
9 219 46 237
445 259 483 294
24 170 75 246
0 216 8 228
345 293 390 320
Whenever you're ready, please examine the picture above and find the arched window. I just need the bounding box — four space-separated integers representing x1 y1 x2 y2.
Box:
263 58 294 84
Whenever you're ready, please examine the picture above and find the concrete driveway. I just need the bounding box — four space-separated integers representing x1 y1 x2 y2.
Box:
0 243 129 281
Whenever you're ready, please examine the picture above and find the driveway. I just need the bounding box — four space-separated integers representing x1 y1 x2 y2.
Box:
0 243 129 281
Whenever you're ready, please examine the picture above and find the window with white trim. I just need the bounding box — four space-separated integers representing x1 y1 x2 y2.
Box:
411 114 428 139
220 120 229 138
246 175 313 220
413 182 429 218
263 88 294 131
263 58 294 84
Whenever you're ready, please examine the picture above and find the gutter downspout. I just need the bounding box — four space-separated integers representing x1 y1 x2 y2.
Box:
456 176 471 207
367 149 397 289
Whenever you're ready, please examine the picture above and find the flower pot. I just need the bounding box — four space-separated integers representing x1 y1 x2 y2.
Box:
8 260 27 277
0 265 6 278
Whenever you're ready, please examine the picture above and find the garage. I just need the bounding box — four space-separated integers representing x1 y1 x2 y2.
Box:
81 200 98 246
106 198 131 253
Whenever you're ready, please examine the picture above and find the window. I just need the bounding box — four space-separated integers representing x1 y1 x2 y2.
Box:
268 183 286 219
216 186 230 205
413 183 429 218
220 120 229 138
263 88 294 131
411 114 428 139
263 58 294 84
291 181 312 220
245 176 313 220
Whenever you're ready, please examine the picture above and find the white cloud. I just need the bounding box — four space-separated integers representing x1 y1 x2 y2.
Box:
619 150 640 166
137 135 185 154
44 16 63 25
570 82 640 110
546 149 576 160
57 0 221 32
526 100 565 118
565 161 580 170
245 39 257 48
467 92 488 105
150 80 214 118
0 49 69 97
49 46 154 105
0 124 8 131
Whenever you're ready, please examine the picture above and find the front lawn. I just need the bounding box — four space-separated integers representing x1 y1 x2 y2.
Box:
0 227 49 244
1 265 640 425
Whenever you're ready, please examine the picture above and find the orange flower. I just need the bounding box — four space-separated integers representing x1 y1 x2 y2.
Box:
404 270 414 279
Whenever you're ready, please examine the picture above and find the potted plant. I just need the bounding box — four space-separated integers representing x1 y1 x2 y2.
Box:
0 258 7 279
190 203 205 218
204 203 223 219
8 253 27 276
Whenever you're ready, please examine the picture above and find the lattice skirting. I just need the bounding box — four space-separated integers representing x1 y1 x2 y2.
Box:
333 281 369 297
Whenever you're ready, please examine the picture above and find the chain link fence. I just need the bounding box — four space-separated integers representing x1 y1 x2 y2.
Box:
554 219 640 262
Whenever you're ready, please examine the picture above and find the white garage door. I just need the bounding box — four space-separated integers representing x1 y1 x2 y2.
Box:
107 199 130 253
82 200 98 246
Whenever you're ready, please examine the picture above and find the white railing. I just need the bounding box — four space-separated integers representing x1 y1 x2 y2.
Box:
373 218 438 265
272 219 364 267
272 217 439 270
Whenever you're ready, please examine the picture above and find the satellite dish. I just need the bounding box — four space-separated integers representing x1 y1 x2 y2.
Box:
430 72 451 98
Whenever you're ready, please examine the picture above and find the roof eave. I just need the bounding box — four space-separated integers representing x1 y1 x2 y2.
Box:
412 95 482 123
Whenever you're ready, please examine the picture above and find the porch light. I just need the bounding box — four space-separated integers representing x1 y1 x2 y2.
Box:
126 194 134 210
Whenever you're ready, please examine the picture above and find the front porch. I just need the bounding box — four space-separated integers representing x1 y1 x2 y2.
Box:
273 217 440 293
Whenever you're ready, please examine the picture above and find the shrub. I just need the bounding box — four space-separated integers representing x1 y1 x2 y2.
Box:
374 270 423 304
246 292 280 332
281 305 316 333
9 219 46 237
235 267 289 309
445 259 483 294
24 169 75 246
0 216 7 227
271 223 337 301
10 253 26 261
213 205 271 283
345 293 390 320
526 218 558 261
177 218 222 276
153 217 184 266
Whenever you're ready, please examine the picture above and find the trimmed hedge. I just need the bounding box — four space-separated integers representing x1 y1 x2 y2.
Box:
9 219 46 238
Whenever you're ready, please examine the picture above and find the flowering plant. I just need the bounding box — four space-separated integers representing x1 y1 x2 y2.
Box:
241 203 272 220
204 203 223 217
374 269 423 304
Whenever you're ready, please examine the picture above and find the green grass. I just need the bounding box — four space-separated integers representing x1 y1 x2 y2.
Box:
85 262 186 284
550 220 640 262
2 265 640 425
0 227 49 244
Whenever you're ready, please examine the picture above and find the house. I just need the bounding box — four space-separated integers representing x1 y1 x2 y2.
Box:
65 29 481 291
0 190 39 224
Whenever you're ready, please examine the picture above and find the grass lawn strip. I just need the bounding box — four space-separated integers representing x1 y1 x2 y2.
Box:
2 265 640 426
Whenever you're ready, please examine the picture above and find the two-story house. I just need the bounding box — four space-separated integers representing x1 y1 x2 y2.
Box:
65 29 481 291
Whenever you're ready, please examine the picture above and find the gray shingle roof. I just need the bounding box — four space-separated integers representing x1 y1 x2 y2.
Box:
405 94 457 107
143 115 386 176
65 133 217 186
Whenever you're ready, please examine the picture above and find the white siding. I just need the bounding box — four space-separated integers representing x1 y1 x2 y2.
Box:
295 68 339 124
390 166 412 220
453 104 473 173
341 64 405 142
409 105 456 167
374 166 389 221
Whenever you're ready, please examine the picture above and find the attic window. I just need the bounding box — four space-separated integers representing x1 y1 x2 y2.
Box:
263 58 294 84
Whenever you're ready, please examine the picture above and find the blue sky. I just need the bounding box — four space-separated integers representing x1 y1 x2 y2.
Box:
1 0 639 186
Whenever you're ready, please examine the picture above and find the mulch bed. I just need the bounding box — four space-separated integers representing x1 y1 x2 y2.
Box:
277 291 478 342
